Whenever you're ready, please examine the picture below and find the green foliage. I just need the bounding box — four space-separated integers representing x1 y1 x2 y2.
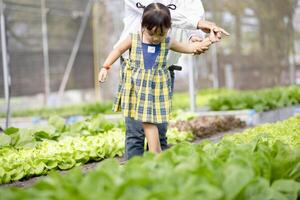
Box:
4 127 19 135
0 128 125 184
1 131 299 200
81 102 114 115
224 115 300 147
1 89 235 118
209 86 300 112
1 113 300 193
167 128 194 145
0 102 114 118
172 88 236 110
0 114 190 184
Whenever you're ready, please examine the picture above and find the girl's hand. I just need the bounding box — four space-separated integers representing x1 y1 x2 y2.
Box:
192 37 212 54
98 68 108 83
190 36 206 54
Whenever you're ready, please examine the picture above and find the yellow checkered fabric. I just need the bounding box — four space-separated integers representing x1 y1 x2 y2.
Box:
112 33 172 123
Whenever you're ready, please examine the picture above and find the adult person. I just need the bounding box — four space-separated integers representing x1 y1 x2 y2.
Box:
113 0 229 160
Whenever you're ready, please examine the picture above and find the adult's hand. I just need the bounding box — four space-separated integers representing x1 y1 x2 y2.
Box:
197 20 230 41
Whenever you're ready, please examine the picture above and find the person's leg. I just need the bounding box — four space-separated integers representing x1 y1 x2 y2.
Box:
157 122 169 150
142 123 161 153
155 69 175 151
143 69 176 152
146 123 168 151
121 56 146 160
124 117 145 160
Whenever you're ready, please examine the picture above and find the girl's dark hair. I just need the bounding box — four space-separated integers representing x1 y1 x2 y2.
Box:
138 3 174 34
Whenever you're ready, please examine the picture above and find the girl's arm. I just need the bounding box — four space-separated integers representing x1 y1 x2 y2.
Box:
99 37 131 83
170 37 212 54
102 36 132 69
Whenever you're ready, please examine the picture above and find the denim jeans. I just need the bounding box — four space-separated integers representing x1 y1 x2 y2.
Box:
124 70 175 160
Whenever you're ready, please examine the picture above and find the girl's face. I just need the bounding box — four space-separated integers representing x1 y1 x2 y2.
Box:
143 27 169 44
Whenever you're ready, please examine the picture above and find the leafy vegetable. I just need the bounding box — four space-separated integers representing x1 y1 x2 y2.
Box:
209 86 300 112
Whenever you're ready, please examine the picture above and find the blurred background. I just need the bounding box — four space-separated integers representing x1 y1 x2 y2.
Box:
0 0 300 112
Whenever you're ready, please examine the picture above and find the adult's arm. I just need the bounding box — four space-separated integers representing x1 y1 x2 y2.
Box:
170 0 205 29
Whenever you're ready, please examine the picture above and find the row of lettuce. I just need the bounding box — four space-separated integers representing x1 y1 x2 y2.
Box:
2 86 299 119
1 116 300 200
0 115 193 184
0 114 247 184
209 85 300 112
0 88 230 118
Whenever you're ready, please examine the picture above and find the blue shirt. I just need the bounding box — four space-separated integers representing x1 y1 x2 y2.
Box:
142 43 161 70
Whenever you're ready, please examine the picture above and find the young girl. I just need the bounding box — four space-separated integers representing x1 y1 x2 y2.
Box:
99 3 216 154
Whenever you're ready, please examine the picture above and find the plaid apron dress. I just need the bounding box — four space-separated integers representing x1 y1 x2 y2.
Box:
112 33 172 123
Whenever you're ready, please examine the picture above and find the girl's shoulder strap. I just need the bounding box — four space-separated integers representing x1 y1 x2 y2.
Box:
130 32 140 60
130 32 139 44
130 32 140 48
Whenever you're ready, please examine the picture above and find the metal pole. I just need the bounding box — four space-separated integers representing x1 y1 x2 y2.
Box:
288 12 296 85
289 51 296 85
225 64 234 88
211 44 219 88
188 55 196 112
41 0 50 105
58 0 93 101
92 1 100 100
1 0 11 128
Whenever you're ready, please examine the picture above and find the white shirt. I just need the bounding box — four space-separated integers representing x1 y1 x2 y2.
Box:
116 0 205 64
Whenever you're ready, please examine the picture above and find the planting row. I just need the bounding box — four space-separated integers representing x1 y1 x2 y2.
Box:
209 86 300 112
2 86 299 120
0 114 193 184
0 89 231 118
1 116 300 200
0 114 244 184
